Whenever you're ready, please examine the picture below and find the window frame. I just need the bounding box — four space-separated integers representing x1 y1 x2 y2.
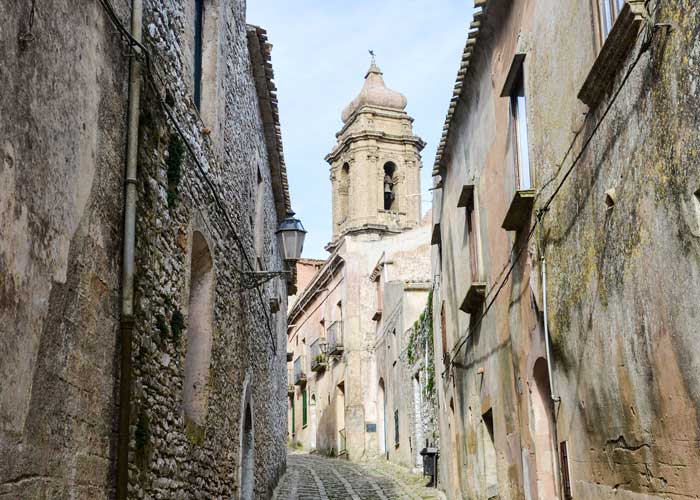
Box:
597 0 626 43
509 70 531 191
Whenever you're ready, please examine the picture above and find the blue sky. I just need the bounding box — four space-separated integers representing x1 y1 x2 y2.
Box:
247 1 475 259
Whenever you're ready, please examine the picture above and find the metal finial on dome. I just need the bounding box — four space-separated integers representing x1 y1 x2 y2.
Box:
341 55 408 123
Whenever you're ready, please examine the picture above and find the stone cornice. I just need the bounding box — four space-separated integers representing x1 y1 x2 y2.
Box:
325 131 425 164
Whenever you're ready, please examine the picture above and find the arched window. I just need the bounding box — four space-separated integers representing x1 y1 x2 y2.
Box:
339 162 350 222
377 379 386 454
193 0 220 126
240 403 255 500
183 231 215 426
383 162 397 210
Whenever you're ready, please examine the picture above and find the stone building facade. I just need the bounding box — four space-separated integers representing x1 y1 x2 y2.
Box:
286 63 434 466
1 1 293 499
430 0 700 499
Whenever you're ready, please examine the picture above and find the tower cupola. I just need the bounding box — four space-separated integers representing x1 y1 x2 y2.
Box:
325 60 425 248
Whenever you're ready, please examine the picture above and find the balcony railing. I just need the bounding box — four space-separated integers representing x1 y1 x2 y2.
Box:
327 321 344 355
310 338 327 372
293 356 306 386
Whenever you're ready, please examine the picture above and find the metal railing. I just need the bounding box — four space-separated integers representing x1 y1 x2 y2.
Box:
310 338 327 371
293 356 306 385
327 320 344 355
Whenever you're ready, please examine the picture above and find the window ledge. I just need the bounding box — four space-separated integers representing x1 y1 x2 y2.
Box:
460 282 487 315
578 0 648 108
501 189 535 231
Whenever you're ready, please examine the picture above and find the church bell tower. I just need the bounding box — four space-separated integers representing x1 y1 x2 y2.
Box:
325 60 425 248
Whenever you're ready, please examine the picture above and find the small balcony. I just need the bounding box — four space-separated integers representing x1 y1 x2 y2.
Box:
293 356 307 386
327 321 344 355
310 338 327 373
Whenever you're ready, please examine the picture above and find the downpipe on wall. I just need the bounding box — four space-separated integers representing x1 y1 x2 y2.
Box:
117 0 143 498
541 254 559 405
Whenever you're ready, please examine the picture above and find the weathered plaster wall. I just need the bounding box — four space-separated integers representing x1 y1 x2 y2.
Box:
432 0 700 499
1 2 129 498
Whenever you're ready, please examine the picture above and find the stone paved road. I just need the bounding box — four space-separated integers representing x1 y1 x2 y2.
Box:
273 453 446 500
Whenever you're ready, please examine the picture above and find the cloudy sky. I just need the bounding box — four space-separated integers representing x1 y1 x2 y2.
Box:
247 1 475 259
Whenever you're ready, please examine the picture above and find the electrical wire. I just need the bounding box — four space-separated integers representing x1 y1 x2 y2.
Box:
96 0 279 353
446 20 661 368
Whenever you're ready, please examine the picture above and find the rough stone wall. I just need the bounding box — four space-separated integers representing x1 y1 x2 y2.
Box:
1 1 289 499
128 0 288 498
0 1 129 498
432 0 700 499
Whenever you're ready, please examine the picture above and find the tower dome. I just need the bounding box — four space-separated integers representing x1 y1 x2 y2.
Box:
341 63 408 123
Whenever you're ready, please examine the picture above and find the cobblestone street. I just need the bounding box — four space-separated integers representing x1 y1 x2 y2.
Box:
273 453 445 500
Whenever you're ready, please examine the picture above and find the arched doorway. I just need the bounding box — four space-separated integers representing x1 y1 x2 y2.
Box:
310 394 317 450
531 358 558 499
378 379 386 455
336 383 346 455
240 403 254 500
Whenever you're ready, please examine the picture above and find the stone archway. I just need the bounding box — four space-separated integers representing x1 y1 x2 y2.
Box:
238 377 255 500
310 394 317 450
531 358 558 499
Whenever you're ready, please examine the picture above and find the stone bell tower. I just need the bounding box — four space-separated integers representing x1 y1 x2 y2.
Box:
325 61 425 248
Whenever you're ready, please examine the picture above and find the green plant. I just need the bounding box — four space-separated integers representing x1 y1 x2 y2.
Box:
171 310 185 345
155 314 169 343
166 135 185 208
135 409 150 452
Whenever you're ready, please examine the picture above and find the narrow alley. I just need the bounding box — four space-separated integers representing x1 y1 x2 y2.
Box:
273 454 445 500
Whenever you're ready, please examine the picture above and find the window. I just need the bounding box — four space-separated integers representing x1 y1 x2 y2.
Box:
598 0 626 41
193 0 204 110
440 302 447 358
339 162 350 223
184 231 215 427
192 0 219 126
253 168 265 264
509 67 531 190
394 409 400 446
466 196 478 279
302 390 308 427
383 162 397 210
482 409 498 496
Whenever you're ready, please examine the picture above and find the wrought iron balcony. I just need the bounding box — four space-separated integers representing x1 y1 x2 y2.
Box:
310 338 327 372
327 320 344 355
293 356 307 386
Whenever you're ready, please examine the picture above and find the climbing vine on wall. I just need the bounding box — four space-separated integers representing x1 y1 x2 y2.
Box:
406 290 436 400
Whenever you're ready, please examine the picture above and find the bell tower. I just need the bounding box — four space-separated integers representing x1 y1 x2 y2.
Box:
325 61 425 247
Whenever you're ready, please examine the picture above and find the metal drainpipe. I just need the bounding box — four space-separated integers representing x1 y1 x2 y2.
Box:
541 254 559 403
117 0 142 498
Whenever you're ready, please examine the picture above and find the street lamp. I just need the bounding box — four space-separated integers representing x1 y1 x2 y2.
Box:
276 210 307 261
242 210 307 289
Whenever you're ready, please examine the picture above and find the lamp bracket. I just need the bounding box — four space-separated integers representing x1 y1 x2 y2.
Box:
241 270 291 289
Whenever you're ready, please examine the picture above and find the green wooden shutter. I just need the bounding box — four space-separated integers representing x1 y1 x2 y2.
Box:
302 390 308 427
